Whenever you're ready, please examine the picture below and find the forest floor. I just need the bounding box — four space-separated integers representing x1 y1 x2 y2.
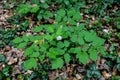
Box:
0 0 120 80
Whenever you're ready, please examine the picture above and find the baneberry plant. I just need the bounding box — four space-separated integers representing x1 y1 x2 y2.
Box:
13 24 106 70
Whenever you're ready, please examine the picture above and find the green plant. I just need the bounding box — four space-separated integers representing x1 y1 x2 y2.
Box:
84 63 101 79
0 20 29 48
55 9 82 26
0 29 17 48
0 54 6 62
16 3 39 14
0 65 11 80
13 24 106 70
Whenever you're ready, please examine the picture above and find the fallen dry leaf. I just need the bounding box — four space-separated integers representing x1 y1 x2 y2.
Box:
8 58 17 65
102 71 111 79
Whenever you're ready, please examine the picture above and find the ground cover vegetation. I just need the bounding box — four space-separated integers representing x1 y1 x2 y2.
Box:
0 0 120 79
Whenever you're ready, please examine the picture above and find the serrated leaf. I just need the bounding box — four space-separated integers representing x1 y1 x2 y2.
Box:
17 42 27 49
24 47 33 56
76 24 85 30
67 9 76 17
30 5 39 13
92 38 105 47
56 27 62 35
72 12 82 21
22 35 29 42
70 35 77 42
41 3 49 9
64 40 70 47
44 35 54 41
30 0 39 4
13 37 22 43
97 46 106 56
69 48 76 54
68 19 76 25
29 52 40 57
51 58 64 69
55 15 62 22
76 51 89 64
89 48 98 61
64 53 71 63
47 52 56 59
57 9 66 17
84 32 94 42
32 26 43 32
78 36 84 45
39 55 45 62
22 58 37 70
57 42 64 48
82 44 89 52
17 3 31 14
44 11 53 19
45 26 54 33
0 54 5 62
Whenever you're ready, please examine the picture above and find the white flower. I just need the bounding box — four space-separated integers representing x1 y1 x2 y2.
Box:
76 22 79 26
103 29 109 33
56 36 62 40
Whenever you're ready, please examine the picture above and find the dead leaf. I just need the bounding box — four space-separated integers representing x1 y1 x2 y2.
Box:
102 71 111 79
8 58 17 65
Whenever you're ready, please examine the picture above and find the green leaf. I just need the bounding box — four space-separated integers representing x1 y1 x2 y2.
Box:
68 19 76 25
117 57 120 63
45 26 54 33
92 38 105 47
97 46 106 56
84 31 94 42
39 55 45 62
70 35 77 42
2 65 10 76
29 52 40 57
78 36 84 45
56 27 62 35
22 58 37 70
89 48 98 61
17 42 27 49
67 9 76 17
74 47 81 53
51 58 64 69
30 0 39 4
57 42 64 48
41 3 49 9
13 37 23 43
68 48 75 54
48 48 64 58
64 53 71 63
55 15 62 22
57 9 66 17
77 24 85 30
32 26 43 32
117 64 120 71
37 12 42 20
43 11 53 19
76 51 89 64
72 12 82 21
44 35 54 41
82 44 89 52
24 47 33 56
30 5 39 13
17 3 31 14
22 35 29 42
64 40 70 47
64 0 70 5
0 54 5 62
47 52 56 59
